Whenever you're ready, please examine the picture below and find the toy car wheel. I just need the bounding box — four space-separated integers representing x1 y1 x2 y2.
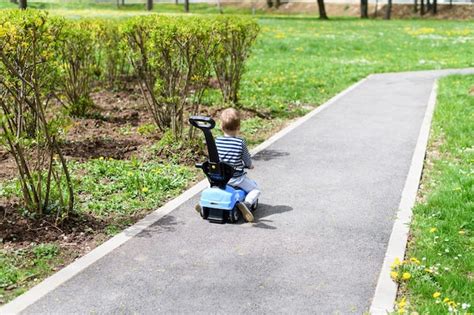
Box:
229 207 240 223
251 199 259 212
201 207 209 219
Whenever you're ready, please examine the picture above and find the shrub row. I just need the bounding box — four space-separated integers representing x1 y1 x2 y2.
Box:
0 10 259 216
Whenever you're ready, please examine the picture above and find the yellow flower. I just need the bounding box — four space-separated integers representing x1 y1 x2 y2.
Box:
391 257 402 268
410 257 421 265
398 297 407 308
142 187 149 193
443 297 450 303
458 230 465 235
99 156 104 160
391 271 399 280
433 292 441 298
402 272 411 280
430 227 437 233
424 268 433 273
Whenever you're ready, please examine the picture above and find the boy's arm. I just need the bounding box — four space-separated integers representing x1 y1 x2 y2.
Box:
242 139 253 169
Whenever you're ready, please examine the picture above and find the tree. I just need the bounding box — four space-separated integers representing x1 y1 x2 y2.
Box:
433 0 437 13
19 0 26 9
384 0 392 19
317 0 328 19
146 0 152 11
414 0 418 13
420 0 425 15
275 0 281 9
361 0 369 18
266 0 273 8
184 0 189 12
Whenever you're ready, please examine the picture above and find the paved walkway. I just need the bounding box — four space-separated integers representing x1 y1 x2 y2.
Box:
14 69 474 314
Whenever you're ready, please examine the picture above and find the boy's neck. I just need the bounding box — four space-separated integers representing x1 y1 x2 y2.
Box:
224 131 238 137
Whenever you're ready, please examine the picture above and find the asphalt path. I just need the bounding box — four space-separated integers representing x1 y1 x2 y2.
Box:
20 69 474 314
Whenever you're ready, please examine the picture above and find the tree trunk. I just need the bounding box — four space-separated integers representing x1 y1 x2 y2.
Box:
266 0 273 8
275 0 281 9
433 0 437 13
427 0 432 12
384 0 392 19
361 0 369 18
374 0 379 17
420 0 425 15
317 0 328 19
175 0 178 5
216 0 223 13
449 0 452 8
122 0 125 6
19 0 26 9
146 0 153 11
414 0 418 12
184 0 189 12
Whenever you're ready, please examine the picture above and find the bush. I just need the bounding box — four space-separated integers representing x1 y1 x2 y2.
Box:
56 20 98 117
211 16 260 105
94 20 132 89
123 15 259 139
0 10 74 216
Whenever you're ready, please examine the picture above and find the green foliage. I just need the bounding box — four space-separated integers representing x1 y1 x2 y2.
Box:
211 16 260 105
72 158 194 217
57 19 98 117
94 19 132 89
0 245 61 304
123 15 259 138
0 10 74 216
397 75 474 313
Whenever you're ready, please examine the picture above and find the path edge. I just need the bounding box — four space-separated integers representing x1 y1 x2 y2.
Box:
0 77 369 315
369 81 439 314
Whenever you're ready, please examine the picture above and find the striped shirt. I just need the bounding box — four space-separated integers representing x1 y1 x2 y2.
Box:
215 136 252 178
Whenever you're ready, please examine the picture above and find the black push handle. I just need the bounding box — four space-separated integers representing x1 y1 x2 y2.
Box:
189 116 216 130
189 116 219 163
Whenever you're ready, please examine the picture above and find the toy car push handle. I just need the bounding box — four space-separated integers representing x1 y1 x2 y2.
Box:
189 116 219 163
189 116 215 130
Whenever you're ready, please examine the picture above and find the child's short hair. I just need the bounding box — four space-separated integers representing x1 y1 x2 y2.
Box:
220 108 241 132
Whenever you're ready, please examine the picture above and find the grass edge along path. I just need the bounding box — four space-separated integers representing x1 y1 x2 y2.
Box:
391 74 474 314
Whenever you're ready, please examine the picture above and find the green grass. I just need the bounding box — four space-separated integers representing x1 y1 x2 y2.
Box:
0 244 62 304
241 19 474 117
0 158 195 219
391 75 473 313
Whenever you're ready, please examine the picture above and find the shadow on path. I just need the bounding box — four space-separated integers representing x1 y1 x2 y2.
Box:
248 203 293 230
134 215 183 238
253 149 290 161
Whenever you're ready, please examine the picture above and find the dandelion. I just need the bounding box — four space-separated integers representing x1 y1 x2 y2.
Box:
425 268 433 273
430 227 437 233
402 272 411 280
398 297 407 308
99 156 104 160
433 292 441 298
458 230 465 235
391 257 402 269
390 271 399 280
410 257 421 265
444 298 450 303
142 187 149 193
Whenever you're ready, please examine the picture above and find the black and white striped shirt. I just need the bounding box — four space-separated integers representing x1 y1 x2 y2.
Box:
215 136 252 178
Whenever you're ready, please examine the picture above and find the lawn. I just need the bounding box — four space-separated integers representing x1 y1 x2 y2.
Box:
0 7 473 306
392 75 473 313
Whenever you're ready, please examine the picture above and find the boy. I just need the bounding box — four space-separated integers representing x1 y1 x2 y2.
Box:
196 108 260 222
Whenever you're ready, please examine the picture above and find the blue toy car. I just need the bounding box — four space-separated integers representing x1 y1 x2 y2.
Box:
189 116 258 223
